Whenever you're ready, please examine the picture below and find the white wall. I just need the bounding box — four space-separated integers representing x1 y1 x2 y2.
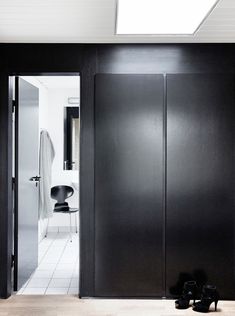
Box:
21 77 49 129
46 87 79 230
21 76 80 240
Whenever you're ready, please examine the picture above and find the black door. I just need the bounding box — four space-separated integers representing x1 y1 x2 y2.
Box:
166 74 235 299
94 74 164 297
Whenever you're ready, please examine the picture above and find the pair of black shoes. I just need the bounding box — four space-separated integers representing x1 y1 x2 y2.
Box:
175 281 219 313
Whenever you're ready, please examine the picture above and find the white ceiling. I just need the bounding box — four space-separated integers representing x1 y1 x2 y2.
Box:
0 0 235 43
35 76 80 89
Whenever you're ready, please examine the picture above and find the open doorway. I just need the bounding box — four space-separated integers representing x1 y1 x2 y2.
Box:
13 75 80 295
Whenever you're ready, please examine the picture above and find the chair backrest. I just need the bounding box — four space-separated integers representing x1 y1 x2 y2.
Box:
51 185 74 211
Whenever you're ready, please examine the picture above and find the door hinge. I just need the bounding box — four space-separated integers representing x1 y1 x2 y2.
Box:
12 177 15 190
11 254 15 267
12 100 16 113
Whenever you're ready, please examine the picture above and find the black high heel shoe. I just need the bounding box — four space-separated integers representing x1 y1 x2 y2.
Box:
193 285 219 313
175 281 197 309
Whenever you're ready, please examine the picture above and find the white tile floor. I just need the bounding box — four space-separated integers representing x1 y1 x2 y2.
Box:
17 232 79 295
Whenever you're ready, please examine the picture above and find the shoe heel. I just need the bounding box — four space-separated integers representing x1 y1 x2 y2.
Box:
215 300 218 311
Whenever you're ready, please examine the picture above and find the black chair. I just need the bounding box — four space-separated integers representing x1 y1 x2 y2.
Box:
46 185 79 241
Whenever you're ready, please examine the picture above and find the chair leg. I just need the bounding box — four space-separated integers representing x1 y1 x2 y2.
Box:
69 213 72 242
75 212 78 234
45 218 50 237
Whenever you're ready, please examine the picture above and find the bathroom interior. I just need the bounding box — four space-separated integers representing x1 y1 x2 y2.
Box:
15 75 80 295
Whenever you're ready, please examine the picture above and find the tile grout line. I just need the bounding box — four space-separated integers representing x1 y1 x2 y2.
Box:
45 232 71 295
21 236 54 295
21 233 57 295
39 232 60 295
21 232 78 295
38 232 56 265
68 256 79 291
64 235 79 294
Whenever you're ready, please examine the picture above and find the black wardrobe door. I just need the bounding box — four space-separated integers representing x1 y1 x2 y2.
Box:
166 74 235 299
95 74 164 297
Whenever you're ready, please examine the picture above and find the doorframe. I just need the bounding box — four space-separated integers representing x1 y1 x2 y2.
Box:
9 72 83 297
0 74 14 299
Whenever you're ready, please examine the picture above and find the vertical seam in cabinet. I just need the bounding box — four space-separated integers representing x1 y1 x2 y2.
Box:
93 73 97 296
93 48 98 296
163 74 167 297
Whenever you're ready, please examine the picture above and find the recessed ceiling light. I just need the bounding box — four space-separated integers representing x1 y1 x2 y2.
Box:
116 0 219 35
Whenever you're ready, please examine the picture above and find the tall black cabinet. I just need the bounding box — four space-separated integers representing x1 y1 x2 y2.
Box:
95 74 164 296
166 74 235 299
94 72 235 298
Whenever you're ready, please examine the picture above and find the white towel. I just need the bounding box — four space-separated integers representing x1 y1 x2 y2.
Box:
39 130 55 219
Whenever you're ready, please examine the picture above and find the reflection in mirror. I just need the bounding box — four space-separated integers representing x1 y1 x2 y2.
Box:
72 117 79 170
64 107 79 170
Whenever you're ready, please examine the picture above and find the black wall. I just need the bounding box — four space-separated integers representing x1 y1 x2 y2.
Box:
0 44 235 298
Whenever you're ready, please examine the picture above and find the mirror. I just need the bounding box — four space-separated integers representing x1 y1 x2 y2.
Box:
64 107 79 170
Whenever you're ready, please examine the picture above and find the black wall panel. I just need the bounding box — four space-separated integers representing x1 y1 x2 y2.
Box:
95 74 164 296
0 44 235 298
166 74 235 299
96 45 235 74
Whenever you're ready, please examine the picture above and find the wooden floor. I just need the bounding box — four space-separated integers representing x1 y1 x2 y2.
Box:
0 296 234 316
